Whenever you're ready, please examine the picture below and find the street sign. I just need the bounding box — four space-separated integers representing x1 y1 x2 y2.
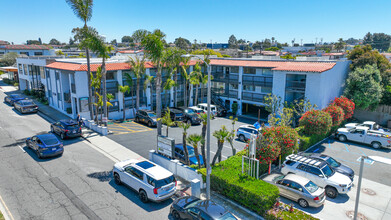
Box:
157 136 175 158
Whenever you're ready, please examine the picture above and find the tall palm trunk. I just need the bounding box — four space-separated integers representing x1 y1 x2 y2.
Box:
212 140 224 165
86 48 93 120
183 133 190 165
136 78 140 110
131 85 135 117
122 94 126 121
194 146 201 169
102 58 107 126
200 83 204 104
174 71 178 107
194 84 199 106
184 81 187 108
156 63 162 136
201 123 207 166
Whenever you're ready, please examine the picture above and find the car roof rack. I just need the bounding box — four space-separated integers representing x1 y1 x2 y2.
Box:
286 154 324 168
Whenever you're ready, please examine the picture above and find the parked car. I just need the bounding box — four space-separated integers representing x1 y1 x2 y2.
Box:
236 125 258 142
197 103 217 116
51 119 82 140
163 108 185 122
262 173 326 208
170 196 237 220
113 159 176 203
298 152 355 180
336 126 391 149
4 94 25 106
174 144 204 166
135 110 157 127
216 105 227 117
188 106 204 114
175 107 201 125
26 133 64 158
345 121 391 134
281 154 353 198
14 99 38 114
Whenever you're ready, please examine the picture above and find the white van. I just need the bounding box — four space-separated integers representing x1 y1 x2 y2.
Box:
197 103 217 116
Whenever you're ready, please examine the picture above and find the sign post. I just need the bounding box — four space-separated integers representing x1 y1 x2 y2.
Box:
157 136 175 159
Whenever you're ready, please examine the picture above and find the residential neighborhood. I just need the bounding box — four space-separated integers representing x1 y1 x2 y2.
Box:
0 1 391 220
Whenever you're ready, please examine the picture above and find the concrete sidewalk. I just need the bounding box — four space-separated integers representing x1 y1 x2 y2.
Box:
0 81 262 220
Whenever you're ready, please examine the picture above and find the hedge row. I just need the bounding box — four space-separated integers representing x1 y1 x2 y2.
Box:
199 151 279 216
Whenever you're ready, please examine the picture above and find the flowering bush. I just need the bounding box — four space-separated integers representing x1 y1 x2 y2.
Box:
299 110 332 135
323 105 344 126
331 96 355 120
261 126 299 159
255 135 280 165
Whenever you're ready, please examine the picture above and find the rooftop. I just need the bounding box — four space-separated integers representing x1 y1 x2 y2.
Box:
0 44 50 50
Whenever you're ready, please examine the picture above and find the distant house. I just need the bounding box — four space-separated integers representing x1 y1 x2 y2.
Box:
321 52 346 60
0 40 10 45
206 43 229 49
0 66 18 81
0 44 55 56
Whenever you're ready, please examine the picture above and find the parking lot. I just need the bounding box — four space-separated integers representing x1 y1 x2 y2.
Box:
107 116 252 161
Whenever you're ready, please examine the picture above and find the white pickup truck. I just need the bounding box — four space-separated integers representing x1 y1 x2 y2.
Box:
345 121 391 134
336 126 391 149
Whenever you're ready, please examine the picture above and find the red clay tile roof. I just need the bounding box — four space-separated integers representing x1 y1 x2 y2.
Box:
0 40 10 45
0 44 50 50
46 59 335 73
209 59 336 73
300 51 317 55
322 52 345 56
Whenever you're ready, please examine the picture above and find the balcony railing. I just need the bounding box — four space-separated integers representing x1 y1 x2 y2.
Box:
106 81 119 94
242 92 266 103
285 80 306 92
243 75 273 87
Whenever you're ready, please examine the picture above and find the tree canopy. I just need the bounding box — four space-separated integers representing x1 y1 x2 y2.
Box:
121 35 133 43
49 38 61 45
363 32 391 52
0 52 18 66
132 29 151 43
174 37 191 50
228 34 237 48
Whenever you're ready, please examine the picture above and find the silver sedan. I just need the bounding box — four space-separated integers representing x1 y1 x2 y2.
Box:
263 173 326 208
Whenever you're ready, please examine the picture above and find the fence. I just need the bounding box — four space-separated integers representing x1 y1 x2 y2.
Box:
149 150 204 189
354 105 391 127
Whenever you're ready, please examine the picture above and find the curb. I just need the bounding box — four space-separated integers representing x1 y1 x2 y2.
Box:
211 192 263 220
304 135 332 153
0 193 14 220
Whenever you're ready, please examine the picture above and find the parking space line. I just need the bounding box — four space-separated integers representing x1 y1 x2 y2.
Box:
358 148 367 156
328 140 331 148
344 144 349 152
114 123 136 132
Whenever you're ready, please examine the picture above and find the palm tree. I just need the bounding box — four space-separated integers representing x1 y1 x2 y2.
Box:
144 75 154 109
66 0 94 120
91 67 102 123
127 56 146 110
200 55 211 103
226 116 238 156
180 56 191 107
106 93 114 121
198 112 208 166
178 122 191 165
158 108 175 136
163 76 176 108
212 125 230 165
142 30 166 136
187 134 202 169
118 85 130 121
95 92 113 125
123 73 136 117
190 62 202 105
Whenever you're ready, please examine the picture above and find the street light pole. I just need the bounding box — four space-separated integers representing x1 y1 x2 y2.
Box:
353 156 366 220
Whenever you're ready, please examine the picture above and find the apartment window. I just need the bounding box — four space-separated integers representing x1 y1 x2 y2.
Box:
58 93 62 101
20 52 29 56
28 65 33 76
262 69 272 75
23 64 28 75
107 71 115 80
34 52 43 56
230 66 239 73
149 68 157 76
243 85 255 91
261 87 272 93
46 69 50 78
229 84 238 90
18 64 23 74
55 72 59 80
243 67 256 74
40 67 45 79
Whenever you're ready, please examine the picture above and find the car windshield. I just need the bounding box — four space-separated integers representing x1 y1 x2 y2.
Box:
186 109 195 114
187 148 195 157
326 157 340 167
184 200 201 209
154 175 175 188
12 95 22 99
218 212 237 220
22 101 34 105
66 124 79 129
272 175 285 183
321 165 334 178
148 113 156 117
304 181 319 193
40 136 58 145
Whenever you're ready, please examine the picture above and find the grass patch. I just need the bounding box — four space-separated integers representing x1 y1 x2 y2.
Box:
0 211 4 220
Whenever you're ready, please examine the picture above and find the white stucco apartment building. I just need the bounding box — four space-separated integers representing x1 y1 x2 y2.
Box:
16 56 351 120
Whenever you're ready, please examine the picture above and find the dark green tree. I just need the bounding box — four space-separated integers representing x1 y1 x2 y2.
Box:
228 34 238 48
121 36 133 43
174 37 191 50
49 38 61 45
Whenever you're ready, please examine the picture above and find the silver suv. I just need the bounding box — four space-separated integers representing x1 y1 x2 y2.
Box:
281 154 353 198
236 125 258 142
113 159 177 203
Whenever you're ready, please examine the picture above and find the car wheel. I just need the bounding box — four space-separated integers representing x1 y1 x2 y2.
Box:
139 190 148 203
298 199 309 208
148 121 152 127
172 210 181 220
26 140 30 148
135 117 139 123
36 150 42 159
325 186 338 199
371 141 381 149
338 135 347 142
60 133 65 140
114 173 122 185
239 135 246 142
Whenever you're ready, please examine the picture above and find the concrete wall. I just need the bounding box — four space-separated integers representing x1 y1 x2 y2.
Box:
272 71 286 101
354 105 391 127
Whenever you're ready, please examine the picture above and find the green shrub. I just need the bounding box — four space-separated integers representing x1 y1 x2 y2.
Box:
265 203 319 220
198 151 279 216
299 110 332 135
13 82 19 87
298 133 326 151
66 107 72 114
23 90 31 96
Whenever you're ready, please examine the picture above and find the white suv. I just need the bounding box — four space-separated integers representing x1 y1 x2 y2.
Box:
113 159 177 203
281 154 353 198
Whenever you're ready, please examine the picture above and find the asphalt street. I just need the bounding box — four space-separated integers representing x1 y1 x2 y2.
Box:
307 137 391 186
0 86 175 219
107 117 252 162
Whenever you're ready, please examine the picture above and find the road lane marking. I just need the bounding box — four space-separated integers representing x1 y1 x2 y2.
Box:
358 148 367 156
0 193 15 220
18 145 26 153
345 144 349 152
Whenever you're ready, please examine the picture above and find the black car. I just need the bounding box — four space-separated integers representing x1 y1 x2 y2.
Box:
163 108 185 122
175 107 201 125
51 119 82 140
14 99 38 114
4 94 25 106
216 105 227 117
170 196 237 220
298 152 355 180
135 110 157 127
26 133 64 158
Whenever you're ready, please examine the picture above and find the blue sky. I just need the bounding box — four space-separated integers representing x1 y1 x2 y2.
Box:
2 0 391 45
